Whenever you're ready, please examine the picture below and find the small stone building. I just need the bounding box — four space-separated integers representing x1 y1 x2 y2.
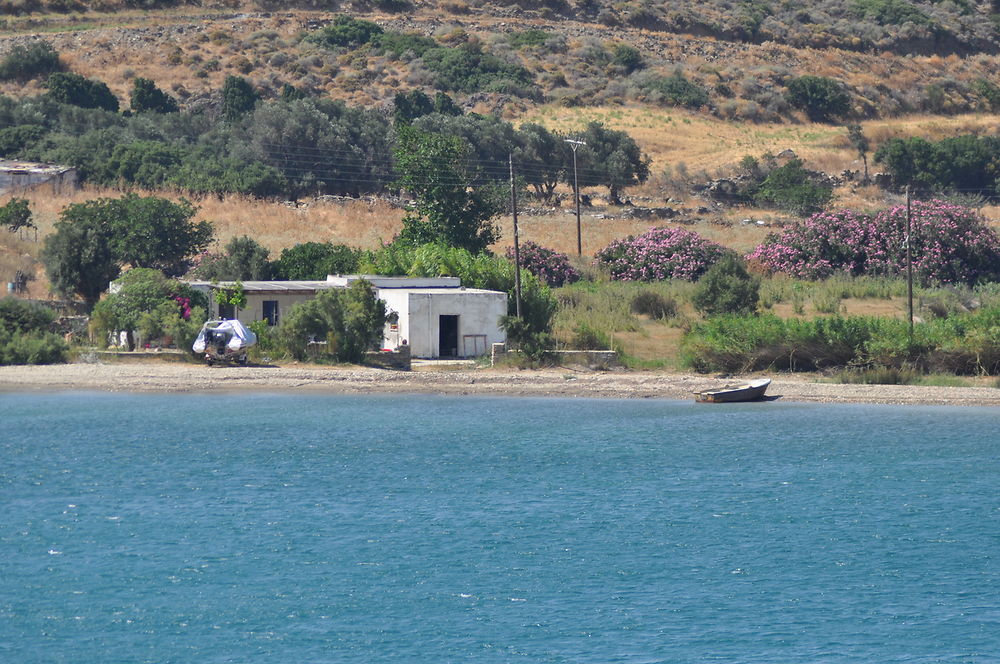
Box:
185 275 508 359
0 161 77 195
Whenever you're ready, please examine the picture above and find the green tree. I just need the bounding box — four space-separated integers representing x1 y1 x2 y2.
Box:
272 242 363 280
130 77 179 114
393 89 435 124
91 195 212 275
193 236 273 280
393 125 503 253
692 254 760 316
44 72 119 112
515 123 565 200
785 75 851 122
41 211 120 308
279 279 386 363
43 195 213 307
90 268 207 350
846 123 870 184
221 75 259 121
0 197 33 232
570 121 651 204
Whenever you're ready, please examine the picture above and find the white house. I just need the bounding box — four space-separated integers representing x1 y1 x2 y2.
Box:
185 275 507 359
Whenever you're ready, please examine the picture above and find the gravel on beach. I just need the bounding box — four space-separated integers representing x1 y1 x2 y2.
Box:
2 362 1000 406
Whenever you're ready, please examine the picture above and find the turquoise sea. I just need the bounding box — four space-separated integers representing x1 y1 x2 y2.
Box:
1 392 999 663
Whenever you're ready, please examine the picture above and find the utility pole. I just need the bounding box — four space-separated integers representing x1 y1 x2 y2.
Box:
565 139 586 256
509 153 522 318
906 185 914 338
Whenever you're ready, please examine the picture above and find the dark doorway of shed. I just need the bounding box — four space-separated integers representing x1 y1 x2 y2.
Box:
439 315 459 357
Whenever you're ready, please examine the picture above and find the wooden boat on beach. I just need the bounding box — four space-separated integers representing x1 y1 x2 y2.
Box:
694 378 771 403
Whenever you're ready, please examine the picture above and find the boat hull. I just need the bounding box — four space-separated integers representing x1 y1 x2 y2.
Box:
695 378 771 403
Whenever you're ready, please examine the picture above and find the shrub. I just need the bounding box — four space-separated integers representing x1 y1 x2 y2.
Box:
630 290 677 319
865 200 1000 285
610 44 643 73
972 78 1000 111
221 75 259 121
595 226 729 282
190 236 272 281
692 254 760 316
130 77 179 113
851 0 931 26
0 41 61 81
747 200 1000 285
278 279 386 363
505 241 580 287
420 43 537 97
45 72 119 112
508 29 551 49
751 158 833 215
570 322 609 349
785 75 851 122
0 197 32 232
0 125 45 157
306 15 384 49
374 31 438 58
645 70 709 108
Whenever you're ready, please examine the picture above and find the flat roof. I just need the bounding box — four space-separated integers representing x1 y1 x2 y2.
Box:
186 280 340 292
0 160 75 175
326 275 461 288
379 287 506 296
183 279 505 296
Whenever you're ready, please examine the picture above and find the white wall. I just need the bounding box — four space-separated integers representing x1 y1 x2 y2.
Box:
380 289 507 358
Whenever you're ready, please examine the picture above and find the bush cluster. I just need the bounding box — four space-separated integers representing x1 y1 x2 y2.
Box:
681 306 1000 376
0 41 61 81
595 226 730 282
747 200 1000 285
874 134 1000 197
0 297 67 365
505 241 580 287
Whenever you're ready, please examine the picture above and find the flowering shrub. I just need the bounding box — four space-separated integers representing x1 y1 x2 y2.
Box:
595 226 730 281
866 201 1000 285
506 241 580 287
747 200 1000 285
745 209 872 279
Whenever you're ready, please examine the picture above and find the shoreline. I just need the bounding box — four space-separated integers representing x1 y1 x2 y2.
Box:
2 361 1000 406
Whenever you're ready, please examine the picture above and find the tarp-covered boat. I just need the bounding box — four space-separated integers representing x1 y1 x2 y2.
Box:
694 378 771 403
193 319 257 365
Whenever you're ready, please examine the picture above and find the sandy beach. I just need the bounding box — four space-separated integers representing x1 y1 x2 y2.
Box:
2 360 1000 406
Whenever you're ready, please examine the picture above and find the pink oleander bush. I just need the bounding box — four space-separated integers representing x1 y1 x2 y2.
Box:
595 226 730 281
506 241 580 287
746 200 1000 285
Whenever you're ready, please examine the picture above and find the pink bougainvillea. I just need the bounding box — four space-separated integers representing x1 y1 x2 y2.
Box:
595 226 730 281
505 241 580 287
747 200 1000 285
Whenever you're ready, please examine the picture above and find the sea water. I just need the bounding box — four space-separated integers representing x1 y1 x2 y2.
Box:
1 392 998 663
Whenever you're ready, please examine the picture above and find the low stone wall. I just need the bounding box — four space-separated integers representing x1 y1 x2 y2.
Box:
364 345 411 370
491 343 619 369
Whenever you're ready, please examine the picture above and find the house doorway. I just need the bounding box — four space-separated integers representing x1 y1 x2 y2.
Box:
439 315 459 357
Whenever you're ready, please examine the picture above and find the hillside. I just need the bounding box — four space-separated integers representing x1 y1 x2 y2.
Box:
4 0 1000 302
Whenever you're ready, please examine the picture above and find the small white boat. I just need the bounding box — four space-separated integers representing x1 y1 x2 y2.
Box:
192 319 257 365
695 378 771 403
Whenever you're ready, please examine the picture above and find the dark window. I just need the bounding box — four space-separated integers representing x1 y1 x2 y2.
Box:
263 300 279 326
218 302 236 320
